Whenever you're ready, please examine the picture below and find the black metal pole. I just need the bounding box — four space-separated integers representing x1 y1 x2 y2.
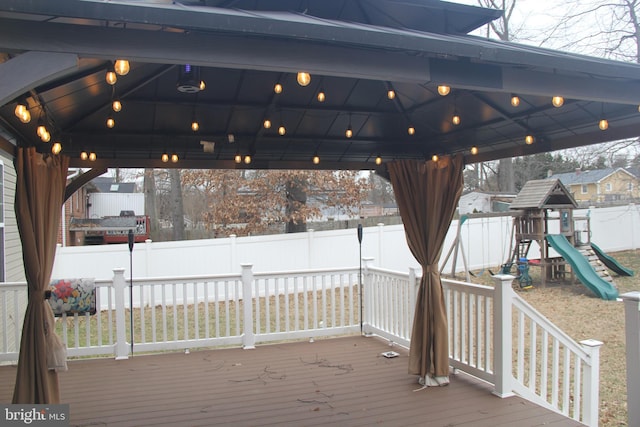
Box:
357 224 363 334
128 229 135 356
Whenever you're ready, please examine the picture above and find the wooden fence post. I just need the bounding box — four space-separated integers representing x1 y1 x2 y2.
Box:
492 274 515 398
241 264 255 349
113 268 129 360
622 291 640 427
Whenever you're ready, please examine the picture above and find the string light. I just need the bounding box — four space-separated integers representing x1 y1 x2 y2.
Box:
452 113 461 126
511 95 520 107
525 134 535 145
552 96 564 107
191 120 199 132
470 146 479 155
598 119 609 130
375 155 382 165
80 151 88 161
114 59 130 76
244 155 252 164
432 154 439 162
312 154 320 164
171 153 179 163
437 85 450 96
317 90 326 102
105 68 117 85
387 89 395 100
161 153 169 163
234 153 242 164
408 126 415 135
89 152 97 161
278 125 286 136
106 117 115 128
51 142 62 155
112 99 122 112
263 119 272 129
199 80 206 91
274 83 283 94
297 72 311 86
15 100 31 123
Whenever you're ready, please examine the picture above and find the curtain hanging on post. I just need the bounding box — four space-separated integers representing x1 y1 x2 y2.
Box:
387 155 464 386
12 147 69 404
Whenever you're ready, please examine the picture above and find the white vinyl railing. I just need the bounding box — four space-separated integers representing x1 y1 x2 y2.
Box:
0 264 604 426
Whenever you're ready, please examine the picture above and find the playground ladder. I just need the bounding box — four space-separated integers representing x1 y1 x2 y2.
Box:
577 244 614 284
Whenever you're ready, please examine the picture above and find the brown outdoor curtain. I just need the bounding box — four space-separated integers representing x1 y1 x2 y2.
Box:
387 155 464 379
13 147 69 404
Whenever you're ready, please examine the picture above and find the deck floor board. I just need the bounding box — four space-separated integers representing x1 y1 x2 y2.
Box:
0 335 583 426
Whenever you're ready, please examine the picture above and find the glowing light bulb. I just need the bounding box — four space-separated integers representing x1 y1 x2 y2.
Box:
599 119 609 130
106 70 117 85
408 126 415 135
274 83 283 94
452 114 461 125
375 156 382 165
112 100 122 112
278 126 286 136
312 155 320 164
80 151 88 161
387 90 395 100
470 146 478 155
437 85 450 96
114 59 130 76
346 128 353 138
234 154 242 164
297 72 311 86
89 152 97 161
525 135 534 145
191 121 199 131
19 109 31 123
199 80 206 91
511 95 520 107
552 96 564 107
263 119 272 129
106 117 115 128
41 131 50 143
171 153 179 163
161 153 169 163
244 155 252 164
51 142 62 155
432 154 439 162
317 91 325 102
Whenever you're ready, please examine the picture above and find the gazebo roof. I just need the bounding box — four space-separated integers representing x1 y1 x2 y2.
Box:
1 0 640 171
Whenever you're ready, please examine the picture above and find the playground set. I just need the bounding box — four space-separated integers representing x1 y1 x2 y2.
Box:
443 179 633 300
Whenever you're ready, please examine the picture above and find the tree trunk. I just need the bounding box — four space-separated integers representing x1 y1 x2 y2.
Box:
169 169 185 240
286 178 307 233
143 168 159 238
497 158 515 192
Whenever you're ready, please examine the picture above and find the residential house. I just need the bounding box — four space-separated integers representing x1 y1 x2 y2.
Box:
548 167 640 204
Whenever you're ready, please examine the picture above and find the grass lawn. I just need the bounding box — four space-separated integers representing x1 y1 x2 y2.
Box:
466 249 639 427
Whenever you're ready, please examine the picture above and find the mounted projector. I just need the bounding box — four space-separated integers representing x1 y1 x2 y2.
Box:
177 64 202 93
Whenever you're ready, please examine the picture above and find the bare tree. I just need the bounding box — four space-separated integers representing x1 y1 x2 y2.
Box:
169 169 185 240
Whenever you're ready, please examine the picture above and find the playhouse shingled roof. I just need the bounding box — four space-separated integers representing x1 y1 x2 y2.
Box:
510 179 578 210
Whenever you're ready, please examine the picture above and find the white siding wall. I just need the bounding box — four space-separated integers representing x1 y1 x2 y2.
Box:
0 151 24 282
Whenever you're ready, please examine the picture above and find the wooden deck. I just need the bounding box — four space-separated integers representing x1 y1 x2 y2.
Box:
0 336 583 426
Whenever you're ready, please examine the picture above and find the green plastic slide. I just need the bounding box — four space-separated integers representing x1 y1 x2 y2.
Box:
590 242 634 277
546 234 619 300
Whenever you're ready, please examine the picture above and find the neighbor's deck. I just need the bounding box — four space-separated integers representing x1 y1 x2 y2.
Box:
0 336 582 426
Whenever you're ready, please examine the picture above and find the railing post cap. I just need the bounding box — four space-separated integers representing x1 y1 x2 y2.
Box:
240 263 253 268
580 339 603 348
620 291 640 302
113 267 126 273
145 239 152 243
492 274 515 281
